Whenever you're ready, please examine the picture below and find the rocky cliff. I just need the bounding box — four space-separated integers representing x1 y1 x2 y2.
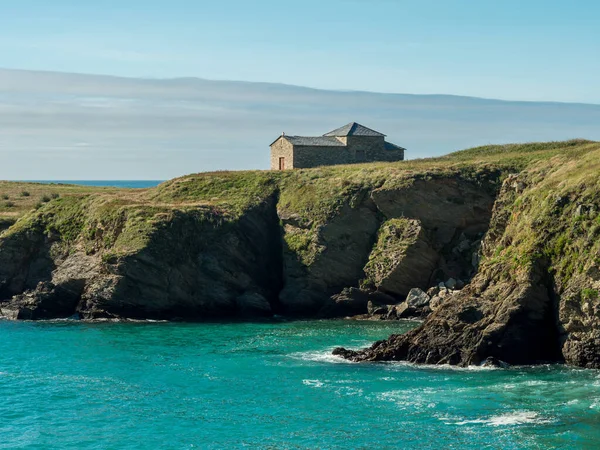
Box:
1 140 600 369
334 141 600 368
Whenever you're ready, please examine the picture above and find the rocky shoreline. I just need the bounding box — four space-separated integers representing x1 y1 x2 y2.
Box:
1 140 599 369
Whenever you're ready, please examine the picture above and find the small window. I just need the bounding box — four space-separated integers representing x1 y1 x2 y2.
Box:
279 157 285 170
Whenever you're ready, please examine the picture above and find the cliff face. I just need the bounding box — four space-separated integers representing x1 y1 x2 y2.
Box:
1 140 600 370
335 143 600 368
277 174 498 315
0 183 283 320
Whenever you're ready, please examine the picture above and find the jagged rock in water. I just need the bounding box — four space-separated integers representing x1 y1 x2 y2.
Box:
480 356 510 369
319 288 397 318
367 301 390 316
319 288 370 318
1 281 83 320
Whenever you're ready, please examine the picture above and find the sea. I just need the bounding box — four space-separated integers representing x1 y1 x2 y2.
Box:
3 180 600 448
1 319 599 449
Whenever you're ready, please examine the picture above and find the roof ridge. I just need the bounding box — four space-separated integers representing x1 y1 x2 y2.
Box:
323 122 385 137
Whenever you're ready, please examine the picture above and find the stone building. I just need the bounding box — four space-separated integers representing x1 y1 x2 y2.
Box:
270 122 405 170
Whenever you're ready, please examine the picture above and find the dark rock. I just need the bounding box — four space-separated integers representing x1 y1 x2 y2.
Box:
368 290 398 305
319 288 370 318
236 292 272 317
1 281 83 320
385 306 399 320
445 278 457 290
363 219 440 298
480 357 510 368
332 347 360 359
279 197 381 315
367 301 389 316
395 302 417 319
427 286 440 297
406 288 430 308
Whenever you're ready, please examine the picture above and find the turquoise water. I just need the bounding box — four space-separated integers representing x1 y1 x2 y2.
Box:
1 320 599 449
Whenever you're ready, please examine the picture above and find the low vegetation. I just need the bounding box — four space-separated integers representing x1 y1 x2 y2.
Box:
0 181 122 225
1 140 598 268
362 218 416 289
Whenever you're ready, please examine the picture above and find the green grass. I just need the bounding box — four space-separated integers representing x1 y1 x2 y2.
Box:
1 139 599 267
0 181 123 224
582 289 599 302
150 171 280 216
475 141 600 287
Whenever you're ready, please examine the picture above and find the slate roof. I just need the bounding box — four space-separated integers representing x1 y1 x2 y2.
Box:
385 141 406 151
323 122 386 137
282 136 346 147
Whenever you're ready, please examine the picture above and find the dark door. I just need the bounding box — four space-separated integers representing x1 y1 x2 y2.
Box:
279 157 285 170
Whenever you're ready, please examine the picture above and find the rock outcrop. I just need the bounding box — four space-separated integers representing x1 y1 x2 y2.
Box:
335 144 600 368
1 193 283 320
2 140 600 371
278 175 497 316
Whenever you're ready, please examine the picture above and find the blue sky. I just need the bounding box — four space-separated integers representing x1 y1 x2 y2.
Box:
1 0 599 103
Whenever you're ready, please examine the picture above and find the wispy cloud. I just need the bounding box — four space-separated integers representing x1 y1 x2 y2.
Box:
0 68 599 179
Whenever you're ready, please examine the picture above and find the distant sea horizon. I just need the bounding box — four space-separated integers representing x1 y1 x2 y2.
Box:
21 180 165 189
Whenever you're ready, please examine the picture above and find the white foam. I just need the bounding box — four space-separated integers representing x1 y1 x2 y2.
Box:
383 360 500 372
522 380 549 386
288 349 349 364
336 387 364 396
449 411 552 427
303 379 325 388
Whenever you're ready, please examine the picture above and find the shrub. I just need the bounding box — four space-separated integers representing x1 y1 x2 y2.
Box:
4 201 15 208
51 193 60 199
34 202 43 210
21 191 30 197
41 195 52 203
1 194 8 200
582 289 599 302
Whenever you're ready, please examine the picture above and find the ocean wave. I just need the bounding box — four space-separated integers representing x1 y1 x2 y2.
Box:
382 361 500 372
447 411 553 427
289 349 507 371
302 379 325 388
288 349 350 364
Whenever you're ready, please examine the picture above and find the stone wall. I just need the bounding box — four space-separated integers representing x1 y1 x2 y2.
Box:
375 146 405 162
293 146 352 169
270 137 294 170
346 136 385 162
271 135 404 170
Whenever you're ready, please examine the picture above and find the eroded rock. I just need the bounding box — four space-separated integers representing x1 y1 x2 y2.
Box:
406 288 431 308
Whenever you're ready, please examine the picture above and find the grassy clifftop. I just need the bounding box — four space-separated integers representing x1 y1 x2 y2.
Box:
1 139 597 253
1 139 600 330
